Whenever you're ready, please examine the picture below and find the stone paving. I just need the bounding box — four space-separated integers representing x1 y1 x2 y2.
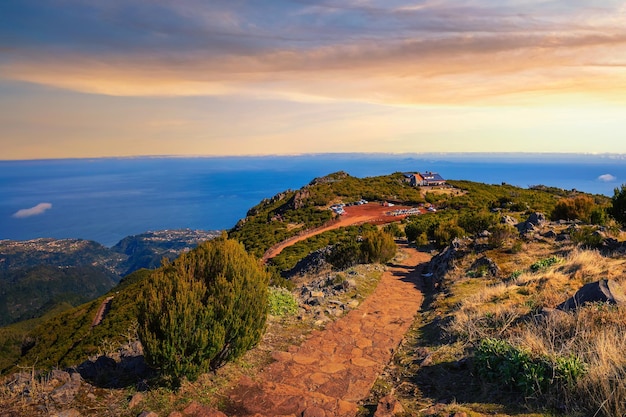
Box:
227 245 430 417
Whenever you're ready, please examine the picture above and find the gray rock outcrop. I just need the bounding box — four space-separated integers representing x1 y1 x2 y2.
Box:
501 215 518 227
557 279 626 311
517 212 547 235
426 238 470 289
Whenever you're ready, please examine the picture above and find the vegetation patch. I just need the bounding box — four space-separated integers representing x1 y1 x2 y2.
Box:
268 287 299 317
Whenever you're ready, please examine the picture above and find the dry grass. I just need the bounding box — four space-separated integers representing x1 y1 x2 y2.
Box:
512 305 626 416
441 244 626 416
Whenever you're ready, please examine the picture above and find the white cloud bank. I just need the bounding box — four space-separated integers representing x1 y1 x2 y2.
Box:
12 203 52 218
598 174 617 182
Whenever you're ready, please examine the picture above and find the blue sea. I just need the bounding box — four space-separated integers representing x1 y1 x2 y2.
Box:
1 153 625 247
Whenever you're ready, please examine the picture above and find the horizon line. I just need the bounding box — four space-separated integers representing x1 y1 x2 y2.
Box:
2 151 626 163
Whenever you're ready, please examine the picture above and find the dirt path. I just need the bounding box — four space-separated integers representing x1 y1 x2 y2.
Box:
228 245 430 417
262 203 419 262
91 296 114 328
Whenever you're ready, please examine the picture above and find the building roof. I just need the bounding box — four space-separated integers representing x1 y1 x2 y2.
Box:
419 171 445 182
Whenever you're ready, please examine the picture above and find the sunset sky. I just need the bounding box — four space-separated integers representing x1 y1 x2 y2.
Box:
2 1 626 159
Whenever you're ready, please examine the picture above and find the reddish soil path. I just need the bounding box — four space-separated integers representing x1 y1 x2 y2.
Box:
262 203 420 262
228 245 430 417
91 296 114 328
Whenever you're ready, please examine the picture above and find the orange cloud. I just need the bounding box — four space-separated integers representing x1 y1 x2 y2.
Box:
3 27 626 107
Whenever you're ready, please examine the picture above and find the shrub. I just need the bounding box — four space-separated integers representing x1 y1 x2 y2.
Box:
475 338 586 397
327 240 363 270
360 230 397 264
415 232 429 246
610 184 626 226
404 215 439 243
433 220 465 249
487 223 517 249
138 237 269 385
383 222 404 238
530 256 560 272
268 287 299 316
459 210 497 235
551 195 596 223
570 226 604 248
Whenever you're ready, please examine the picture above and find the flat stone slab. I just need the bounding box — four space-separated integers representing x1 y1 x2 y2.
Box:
227 245 429 417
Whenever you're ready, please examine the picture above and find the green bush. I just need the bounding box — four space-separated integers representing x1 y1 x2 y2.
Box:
487 223 517 249
610 184 626 226
551 195 596 223
360 229 397 264
138 237 269 386
268 287 299 316
475 338 586 396
459 210 497 235
383 222 404 238
570 226 604 248
530 256 560 272
327 240 363 270
433 220 465 249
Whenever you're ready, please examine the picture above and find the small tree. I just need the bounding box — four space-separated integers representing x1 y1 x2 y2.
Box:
138 237 269 385
610 184 626 226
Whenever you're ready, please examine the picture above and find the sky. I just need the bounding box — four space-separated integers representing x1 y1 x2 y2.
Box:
2 0 626 160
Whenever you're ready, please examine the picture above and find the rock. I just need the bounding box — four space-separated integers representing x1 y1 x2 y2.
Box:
129 392 145 409
602 237 620 250
542 230 557 239
469 256 500 277
527 212 547 226
427 238 469 289
50 373 82 405
373 393 405 417
182 401 227 417
501 215 518 227
557 279 626 311
517 212 547 235
285 246 333 276
556 233 570 242
138 412 159 417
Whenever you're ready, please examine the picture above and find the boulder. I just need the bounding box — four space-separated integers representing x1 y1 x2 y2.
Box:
542 230 557 239
527 212 547 226
556 233 570 242
501 215 518 227
129 392 145 409
557 279 626 311
50 372 82 405
374 393 405 417
517 212 547 235
427 238 469 289
469 257 500 277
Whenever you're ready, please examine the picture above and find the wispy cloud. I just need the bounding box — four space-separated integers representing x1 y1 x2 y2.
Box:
2 1 626 105
12 203 52 218
598 174 617 182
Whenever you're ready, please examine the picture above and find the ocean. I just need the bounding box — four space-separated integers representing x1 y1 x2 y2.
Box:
1 153 625 247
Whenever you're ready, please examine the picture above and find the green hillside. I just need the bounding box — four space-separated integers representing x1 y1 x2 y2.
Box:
0 265 119 326
1 172 621 417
